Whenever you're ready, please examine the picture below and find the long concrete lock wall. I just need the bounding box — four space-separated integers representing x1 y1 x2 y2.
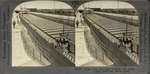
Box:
83 15 137 66
19 15 75 66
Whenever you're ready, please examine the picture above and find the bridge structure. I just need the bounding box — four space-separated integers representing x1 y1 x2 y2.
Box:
0 0 150 74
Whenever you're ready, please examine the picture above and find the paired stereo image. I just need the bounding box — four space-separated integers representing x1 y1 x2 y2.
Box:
12 1 139 67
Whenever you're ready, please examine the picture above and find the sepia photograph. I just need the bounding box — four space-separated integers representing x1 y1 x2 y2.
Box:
12 0 139 67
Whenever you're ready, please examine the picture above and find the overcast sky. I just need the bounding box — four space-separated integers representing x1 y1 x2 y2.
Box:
15 1 135 10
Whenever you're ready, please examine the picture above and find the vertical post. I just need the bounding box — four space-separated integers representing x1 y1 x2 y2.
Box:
63 21 64 35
